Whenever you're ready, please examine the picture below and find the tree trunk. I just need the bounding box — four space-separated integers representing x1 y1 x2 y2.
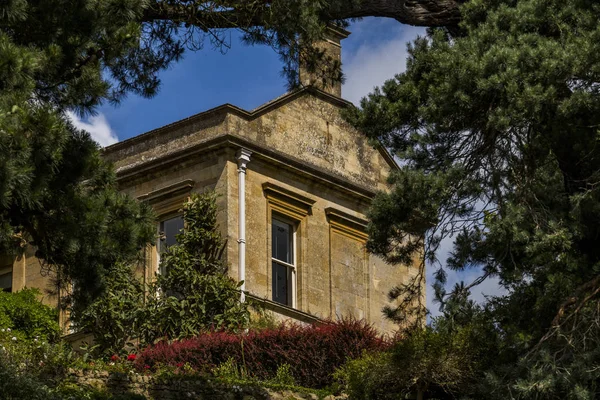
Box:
325 0 463 26
143 0 463 29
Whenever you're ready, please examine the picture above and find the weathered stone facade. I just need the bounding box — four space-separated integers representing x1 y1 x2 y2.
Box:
1 30 422 333
107 87 419 332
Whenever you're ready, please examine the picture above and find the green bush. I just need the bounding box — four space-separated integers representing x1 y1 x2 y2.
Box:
0 355 52 400
335 325 480 399
51 383 146 400
334 351 402 400
0 288 60 342
0 358 145 400
78 262 145 356
0 353 145 400
271 363 295 386
0 290 77 383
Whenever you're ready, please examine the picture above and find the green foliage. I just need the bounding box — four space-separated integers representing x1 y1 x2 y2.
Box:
0 356 145 400
0 0 348 324
210 358 331 398
334 351 399 400
212 357 247 382
50 384 146 400
80 193 249 353
0 328 141 399
335 319 482 400
1 0 183 114
390 327 477 398
0 83 155 318
481 298 600 400
0 0 165 317
271 363 295 386
0 288 60 342
0 322 79 399
77 263 145 356
0 356 53 400
0 290 76 380
141 192 250 343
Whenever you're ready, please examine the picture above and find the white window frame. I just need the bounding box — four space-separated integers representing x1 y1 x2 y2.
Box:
271 217 297 308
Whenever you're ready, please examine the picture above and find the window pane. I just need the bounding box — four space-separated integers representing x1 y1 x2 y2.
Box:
0 272 12 293
272 219 292 263
272 261 289 305
160 215 184 252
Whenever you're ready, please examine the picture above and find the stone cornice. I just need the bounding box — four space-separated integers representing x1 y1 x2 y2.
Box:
325 207 369 242
102 87 399 174
137 179 194 203
263 182 316 218
114 134 376 204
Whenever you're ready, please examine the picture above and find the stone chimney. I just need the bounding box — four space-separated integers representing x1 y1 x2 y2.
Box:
299 25 350 98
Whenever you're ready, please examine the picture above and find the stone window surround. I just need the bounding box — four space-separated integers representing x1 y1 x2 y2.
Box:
324 207 369 243
263 182 315 312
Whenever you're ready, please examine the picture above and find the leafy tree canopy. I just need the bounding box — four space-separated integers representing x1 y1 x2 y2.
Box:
3 0 599 396
347 0 600 396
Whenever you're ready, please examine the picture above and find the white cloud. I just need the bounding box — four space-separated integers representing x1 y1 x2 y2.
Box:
66 111 118 147
342 26 426 105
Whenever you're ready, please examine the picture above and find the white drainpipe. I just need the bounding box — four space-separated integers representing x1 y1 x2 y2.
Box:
236 148 252 302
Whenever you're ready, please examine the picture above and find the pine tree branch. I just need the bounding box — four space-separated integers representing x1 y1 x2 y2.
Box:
527 274 600 358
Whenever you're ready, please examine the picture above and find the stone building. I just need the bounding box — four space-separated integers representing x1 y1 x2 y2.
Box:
0 28 420 333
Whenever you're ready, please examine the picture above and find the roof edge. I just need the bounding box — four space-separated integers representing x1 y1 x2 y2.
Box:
102 86 398 172
103 87 352 156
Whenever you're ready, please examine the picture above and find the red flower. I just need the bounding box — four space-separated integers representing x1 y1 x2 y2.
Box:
176 362 184 368
144 365 151 370
110 355 120 362
127 354 136 361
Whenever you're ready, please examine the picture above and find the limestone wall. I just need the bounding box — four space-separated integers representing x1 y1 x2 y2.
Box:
225 94 392 191
227 155 409 333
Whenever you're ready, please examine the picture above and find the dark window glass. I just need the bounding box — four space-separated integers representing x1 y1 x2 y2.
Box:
0 272 12 293
272 218 293 306
159 216 184 276
159 216 184 253
272 261 289 305
272 219 292 263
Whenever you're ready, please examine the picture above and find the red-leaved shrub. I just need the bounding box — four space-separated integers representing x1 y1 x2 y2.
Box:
135 319 387 388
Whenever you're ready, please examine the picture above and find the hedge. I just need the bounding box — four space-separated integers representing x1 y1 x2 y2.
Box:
135 319 387 388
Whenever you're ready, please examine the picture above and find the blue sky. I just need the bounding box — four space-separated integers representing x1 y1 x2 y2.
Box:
70 17 423 144
69 17 503 315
